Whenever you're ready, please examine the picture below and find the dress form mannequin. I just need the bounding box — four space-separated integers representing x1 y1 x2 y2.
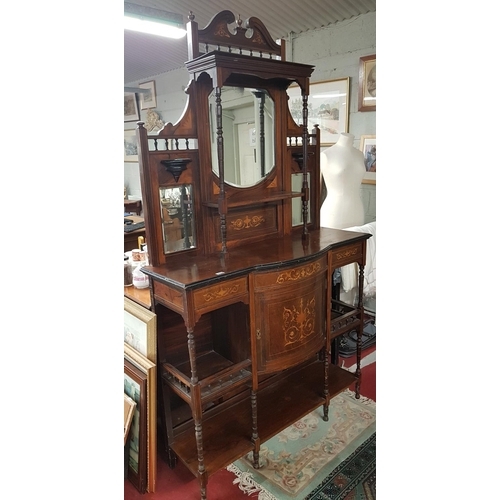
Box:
320 132 365 229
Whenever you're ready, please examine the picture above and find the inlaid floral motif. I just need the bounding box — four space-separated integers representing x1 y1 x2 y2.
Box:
283 297 315 346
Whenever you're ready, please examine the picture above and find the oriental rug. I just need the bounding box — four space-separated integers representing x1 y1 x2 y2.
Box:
227 390 375 499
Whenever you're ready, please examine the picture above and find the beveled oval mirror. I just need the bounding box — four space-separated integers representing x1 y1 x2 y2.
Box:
209 86 275 187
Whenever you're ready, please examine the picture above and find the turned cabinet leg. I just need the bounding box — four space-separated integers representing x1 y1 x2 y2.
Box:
186 326 207 499
355 264 366 399
355 322 362 398
251 390 261 468
194 418 208 499
323 347 329 421
322 402 329 422
198 471 208 500
252 449 260 469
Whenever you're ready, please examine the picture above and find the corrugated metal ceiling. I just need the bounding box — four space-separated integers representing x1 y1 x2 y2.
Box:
124 0 376 84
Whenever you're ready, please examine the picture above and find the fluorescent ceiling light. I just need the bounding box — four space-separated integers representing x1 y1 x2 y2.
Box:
124 2 186 39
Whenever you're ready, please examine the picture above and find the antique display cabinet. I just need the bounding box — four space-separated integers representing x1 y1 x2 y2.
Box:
136 10 371 500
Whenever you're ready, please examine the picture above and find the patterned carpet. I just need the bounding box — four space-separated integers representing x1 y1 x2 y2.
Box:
227 390 376 499
304 433 375 499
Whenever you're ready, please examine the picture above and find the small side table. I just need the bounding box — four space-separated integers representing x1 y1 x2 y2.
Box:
124 199 142 215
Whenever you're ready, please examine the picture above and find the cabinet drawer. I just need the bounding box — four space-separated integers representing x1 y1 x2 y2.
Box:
331 242 364 268
153 281 185 313
193 276 249 313
253 257 327 290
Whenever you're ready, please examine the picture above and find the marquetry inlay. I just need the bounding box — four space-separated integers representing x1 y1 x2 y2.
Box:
215 23 230 38
335 248 358 260
231 215 265 230
283 297 315 346
251 30 264 45
202 284 240 302
276 262 320 284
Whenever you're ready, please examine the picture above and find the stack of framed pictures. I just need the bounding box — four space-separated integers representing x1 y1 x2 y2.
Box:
123 297 157 493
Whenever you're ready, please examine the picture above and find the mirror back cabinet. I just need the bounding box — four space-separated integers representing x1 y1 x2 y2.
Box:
136 10 370 500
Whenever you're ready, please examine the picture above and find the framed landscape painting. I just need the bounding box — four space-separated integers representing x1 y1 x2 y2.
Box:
124 343 157 493
124 297 157 363
124 357 148 493
287 77 350 145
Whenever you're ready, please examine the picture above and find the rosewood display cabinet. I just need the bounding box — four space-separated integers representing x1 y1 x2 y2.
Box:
135 10 371 500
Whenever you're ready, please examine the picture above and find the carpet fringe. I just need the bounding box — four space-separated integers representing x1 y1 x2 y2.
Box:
226 463 278 500
343 388 376 407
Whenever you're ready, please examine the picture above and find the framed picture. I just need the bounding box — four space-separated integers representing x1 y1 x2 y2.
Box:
124 297 157 363
124 357 148 493
124 343 157 493
358 54 376 111
360 135 376 184
124 393 136 446
139 80 157 110
124 129 138 162
287 78 350 145
125 92 140 122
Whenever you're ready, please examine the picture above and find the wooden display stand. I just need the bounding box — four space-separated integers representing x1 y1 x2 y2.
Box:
134 10 371 500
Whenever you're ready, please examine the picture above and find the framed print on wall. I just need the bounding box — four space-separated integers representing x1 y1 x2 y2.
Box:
358 54 376 111
287 77 350 146
125 92 140 122
124 297 157 363
124 129 138 162
139 80 157 110
124 343 157 493
360 135 376 184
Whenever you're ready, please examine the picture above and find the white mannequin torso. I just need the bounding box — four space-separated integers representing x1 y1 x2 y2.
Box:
320 133 365 229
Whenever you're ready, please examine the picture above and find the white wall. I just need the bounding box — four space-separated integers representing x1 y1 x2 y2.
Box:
125 12 376 220
125 68 190 199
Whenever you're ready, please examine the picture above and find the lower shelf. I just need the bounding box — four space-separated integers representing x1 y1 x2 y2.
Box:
169 361 356 478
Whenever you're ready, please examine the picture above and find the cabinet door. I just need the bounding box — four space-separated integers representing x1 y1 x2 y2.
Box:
253 256 327 374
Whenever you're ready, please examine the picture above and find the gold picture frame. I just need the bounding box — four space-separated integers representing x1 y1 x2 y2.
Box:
124 343 157 493
360 135 376 184
124 297 157 363
358 55 376 112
